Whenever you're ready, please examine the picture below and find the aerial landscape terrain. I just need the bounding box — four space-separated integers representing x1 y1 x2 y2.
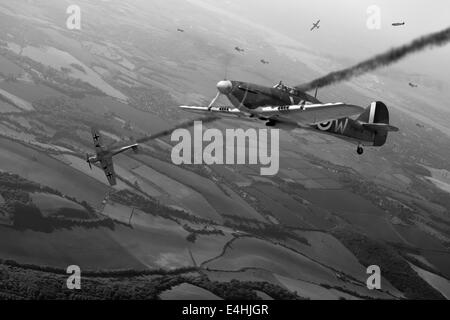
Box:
0 0 449 300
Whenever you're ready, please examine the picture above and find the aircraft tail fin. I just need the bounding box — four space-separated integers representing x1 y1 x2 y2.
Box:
357 101 399 146
357 101 389 124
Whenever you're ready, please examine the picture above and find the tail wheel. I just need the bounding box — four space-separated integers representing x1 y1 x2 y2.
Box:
357 146 364 155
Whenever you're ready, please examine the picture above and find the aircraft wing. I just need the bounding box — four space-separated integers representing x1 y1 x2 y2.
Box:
179 106 250 118
179 103 364 125
254 103 365 124
91 128 105 153
111 143 139 156
311 21 320 30
99 156 116 186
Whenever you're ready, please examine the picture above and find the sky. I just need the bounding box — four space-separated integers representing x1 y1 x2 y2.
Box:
207 0 450 82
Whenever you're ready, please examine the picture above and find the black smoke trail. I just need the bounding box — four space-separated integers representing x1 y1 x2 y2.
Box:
296 26 450 92
137 116 219 143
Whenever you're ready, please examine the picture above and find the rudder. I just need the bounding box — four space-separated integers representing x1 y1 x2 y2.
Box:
357 101 389 124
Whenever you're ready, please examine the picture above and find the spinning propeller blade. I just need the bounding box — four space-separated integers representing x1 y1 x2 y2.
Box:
208 91 221 109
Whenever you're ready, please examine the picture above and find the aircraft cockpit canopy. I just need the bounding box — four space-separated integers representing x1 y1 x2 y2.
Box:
274 81 298 95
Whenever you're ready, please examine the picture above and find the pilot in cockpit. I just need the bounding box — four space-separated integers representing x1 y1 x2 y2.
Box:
275 81 288 91
275 81 297 95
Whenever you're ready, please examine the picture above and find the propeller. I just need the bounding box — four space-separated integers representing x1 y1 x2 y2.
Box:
208 80 233 110
208 91 221 109
86 153 93 170
207 53 236 110
236 83 250 110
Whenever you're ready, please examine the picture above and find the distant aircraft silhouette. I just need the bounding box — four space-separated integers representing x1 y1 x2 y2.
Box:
392 22 405 26
311 20 320 31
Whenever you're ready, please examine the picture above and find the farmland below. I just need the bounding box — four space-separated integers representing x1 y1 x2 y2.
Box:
0 0 449 300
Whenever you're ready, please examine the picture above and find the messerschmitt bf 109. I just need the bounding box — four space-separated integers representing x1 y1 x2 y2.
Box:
86 128 138 186
86 117 218 185
179 80 399 155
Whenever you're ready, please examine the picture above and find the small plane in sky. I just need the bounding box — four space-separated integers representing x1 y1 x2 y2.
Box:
260 59 269 65
177 28 185 32
409 82 418 88
86 118 217 185
311 20 321 31
179 80 398 155
235 46 245 53
392 22 405 26
86 128 138 186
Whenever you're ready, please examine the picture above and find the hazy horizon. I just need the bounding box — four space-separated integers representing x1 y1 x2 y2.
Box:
188 0 450 82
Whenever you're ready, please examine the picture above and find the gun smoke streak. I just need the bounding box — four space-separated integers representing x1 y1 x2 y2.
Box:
137 116 218 143
296 26 450 92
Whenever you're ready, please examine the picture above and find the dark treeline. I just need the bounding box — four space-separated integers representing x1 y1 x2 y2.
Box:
0 260 300 300
332 228 446 300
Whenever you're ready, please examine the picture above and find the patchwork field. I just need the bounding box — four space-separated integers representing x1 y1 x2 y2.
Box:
0 224 146 269
205 237 340 286
31 192 89 218
0 137 109 207
159 283 222 300
410 264 450 299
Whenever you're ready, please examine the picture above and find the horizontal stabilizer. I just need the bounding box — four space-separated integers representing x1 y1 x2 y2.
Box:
362 123 399 132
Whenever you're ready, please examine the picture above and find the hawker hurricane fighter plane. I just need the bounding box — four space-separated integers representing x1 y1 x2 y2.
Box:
179 80 398 154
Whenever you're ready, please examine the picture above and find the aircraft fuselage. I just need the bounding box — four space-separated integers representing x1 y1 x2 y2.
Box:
88 150 109 165
226 81 321 110
312 117 387 147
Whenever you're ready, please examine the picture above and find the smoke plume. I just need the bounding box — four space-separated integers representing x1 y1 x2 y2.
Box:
296 26 450 92
137 116 218 143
